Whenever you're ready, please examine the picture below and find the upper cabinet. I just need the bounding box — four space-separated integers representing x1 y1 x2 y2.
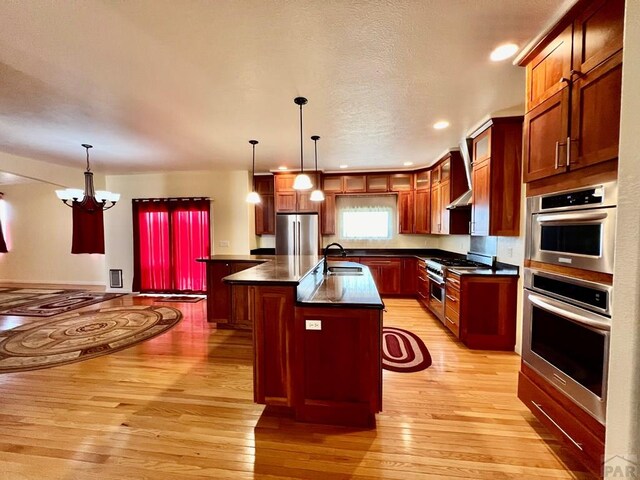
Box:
521 0 623 184
254 175 275 235
274 173 319 213
470 117 523 237
430 152 469 235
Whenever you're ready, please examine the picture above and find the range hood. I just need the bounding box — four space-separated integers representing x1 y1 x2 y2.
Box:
447 138 473 210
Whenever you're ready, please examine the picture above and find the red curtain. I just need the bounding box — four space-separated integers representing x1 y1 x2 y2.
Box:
71 204 105 254
133 198 210 293
0 218 7 253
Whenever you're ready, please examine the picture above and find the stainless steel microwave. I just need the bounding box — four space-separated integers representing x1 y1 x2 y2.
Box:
525 182 617 274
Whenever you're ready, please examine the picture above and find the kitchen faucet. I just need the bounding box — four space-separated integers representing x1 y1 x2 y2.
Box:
323 242 346 275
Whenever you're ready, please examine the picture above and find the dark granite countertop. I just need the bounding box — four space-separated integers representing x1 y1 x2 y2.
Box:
447 267 519 277
296 261 384 309
222 255 322 285
249 248 459 260
197 255 273 263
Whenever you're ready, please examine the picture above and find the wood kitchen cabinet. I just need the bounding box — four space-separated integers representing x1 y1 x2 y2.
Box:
518 364 605 476
320 193 336 235
470 117 523 237
397 191 414 234
430 152 469 235
414 189 431 234
205 260 262 327
359 257 402 295
521 0 623 184
415 262 429 308
274 173 319 213
366 174 389 192
294 306 382 427
444 271 518 350
400 257 417 295
389 173 413 191
254 175 275 235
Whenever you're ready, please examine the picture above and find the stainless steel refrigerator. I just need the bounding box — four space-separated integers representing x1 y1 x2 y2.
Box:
275 213 319 255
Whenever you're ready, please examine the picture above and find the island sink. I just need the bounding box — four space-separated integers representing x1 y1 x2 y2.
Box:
220 256 383 428
326 265 363 275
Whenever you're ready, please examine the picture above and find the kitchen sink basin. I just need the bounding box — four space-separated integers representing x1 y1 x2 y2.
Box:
327 266 363 276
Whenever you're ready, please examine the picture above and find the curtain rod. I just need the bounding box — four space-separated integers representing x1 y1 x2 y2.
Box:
132 197 210 202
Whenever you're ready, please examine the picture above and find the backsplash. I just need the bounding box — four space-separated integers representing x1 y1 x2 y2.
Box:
321 234 438 249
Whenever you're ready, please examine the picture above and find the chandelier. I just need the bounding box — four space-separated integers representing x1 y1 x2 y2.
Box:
55 144 120 212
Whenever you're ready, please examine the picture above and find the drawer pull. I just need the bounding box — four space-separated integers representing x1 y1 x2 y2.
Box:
445 316 456 325
417 291 427 300
445 295 457 302
531 401 583 451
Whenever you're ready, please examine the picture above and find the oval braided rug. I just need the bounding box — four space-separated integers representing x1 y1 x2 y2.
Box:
0 305 182 373
382 327 432 373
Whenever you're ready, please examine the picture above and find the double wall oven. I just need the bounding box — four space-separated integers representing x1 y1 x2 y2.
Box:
523 181 617 425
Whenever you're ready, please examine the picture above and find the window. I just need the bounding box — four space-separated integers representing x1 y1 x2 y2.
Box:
337 196 395 240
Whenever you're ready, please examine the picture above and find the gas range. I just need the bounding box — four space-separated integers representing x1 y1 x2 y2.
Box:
424 253 495 284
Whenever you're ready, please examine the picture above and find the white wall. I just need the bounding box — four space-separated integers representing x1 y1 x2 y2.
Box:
0 182 106 285
105 170 252 292
605 0 640 471
0 153 107 285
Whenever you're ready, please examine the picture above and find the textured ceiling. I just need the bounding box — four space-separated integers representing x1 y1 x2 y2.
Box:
0 0 574 174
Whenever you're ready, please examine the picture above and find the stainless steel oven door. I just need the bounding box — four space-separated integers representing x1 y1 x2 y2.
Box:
528 207 616 274
523 289 610 424
428 274 445 322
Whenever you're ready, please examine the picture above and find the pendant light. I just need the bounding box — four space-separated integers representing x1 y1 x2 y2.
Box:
246 140 261 204
309 135 325 202
292 97 313 190
55 144 120 213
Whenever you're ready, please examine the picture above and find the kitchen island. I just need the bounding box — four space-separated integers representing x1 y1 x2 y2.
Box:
221 255 384 427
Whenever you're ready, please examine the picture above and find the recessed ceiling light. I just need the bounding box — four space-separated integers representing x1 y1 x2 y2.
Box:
339 164 348 169
404 161 414 166
490 43 519 62
278 166 288 170
433 121 449 130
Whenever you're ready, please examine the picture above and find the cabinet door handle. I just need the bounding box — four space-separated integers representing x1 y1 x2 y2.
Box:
559 77 570 84
554 140 567 169
445 294 457 302
445 316 456 325
566 136 572 166
570 69 584 78
531 402 583 451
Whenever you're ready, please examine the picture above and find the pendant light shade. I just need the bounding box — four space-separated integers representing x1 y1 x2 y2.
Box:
292 173 313 190
293 97 312 191
246 140 261 204
309 135 324 202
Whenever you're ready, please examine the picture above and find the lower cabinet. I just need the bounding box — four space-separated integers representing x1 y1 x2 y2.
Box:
416 266 430 309
359 257 402 295
251 284 383 427
294 306 382 427
205 260 261 328
443 271 518 350
400 257 417 295
518 364 605 477
444 274 461 338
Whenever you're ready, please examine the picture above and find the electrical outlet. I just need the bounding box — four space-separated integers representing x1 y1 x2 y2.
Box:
305 320 322 331
219 240 230 247
506 247 514 258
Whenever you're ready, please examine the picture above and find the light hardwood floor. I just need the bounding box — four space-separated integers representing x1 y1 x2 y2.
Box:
0 293 594 479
